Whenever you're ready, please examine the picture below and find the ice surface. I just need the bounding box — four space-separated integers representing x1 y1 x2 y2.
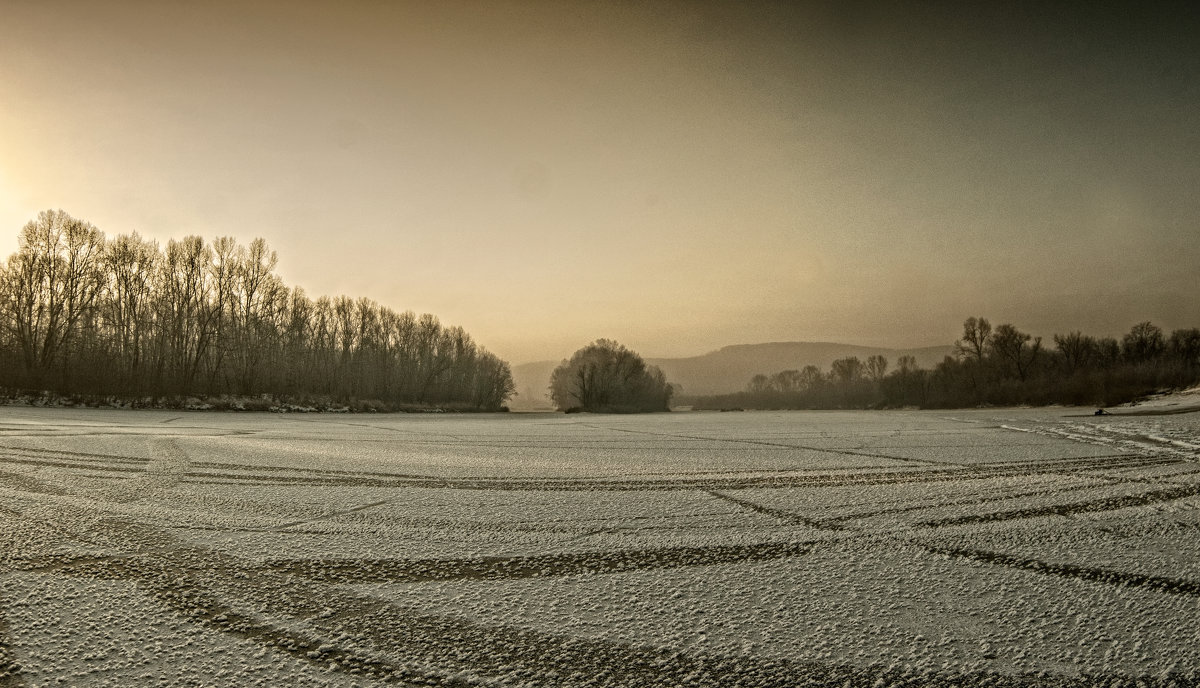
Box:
1 406 1198 686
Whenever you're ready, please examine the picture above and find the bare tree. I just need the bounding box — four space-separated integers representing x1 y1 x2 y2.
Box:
1170 328 1200 368
103 232 160 393
866 354 888 382
1053 331 1097 375
1122 321 1165 364
955 316 992 363
770 369 802 393
747 373 771 394
1 210 104 386
155 236 217 393
830 356 864 383
990 323 1041 381
1095 337 1121 368
798 365 824 390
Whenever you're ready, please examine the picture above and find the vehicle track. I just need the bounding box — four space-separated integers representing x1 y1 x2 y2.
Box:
824 480 1166 525
706 489 834 529
20 539 1190 688
0 444 150 465
916 483 1200 528
914 542 1200 598
171 452 1178 493
0 470 70 497
94 439 190 504
580 423 960 466
265 540 816 584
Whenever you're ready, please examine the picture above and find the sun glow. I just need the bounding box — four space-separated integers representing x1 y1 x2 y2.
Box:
0 167 33 257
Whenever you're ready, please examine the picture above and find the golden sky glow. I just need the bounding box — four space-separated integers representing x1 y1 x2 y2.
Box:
2 1 1198 363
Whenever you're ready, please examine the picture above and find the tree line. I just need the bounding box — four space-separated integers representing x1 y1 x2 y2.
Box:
690 317 1200 410
0 210 515 410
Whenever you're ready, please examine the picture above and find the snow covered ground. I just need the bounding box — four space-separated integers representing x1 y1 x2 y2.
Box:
1 407 1198 686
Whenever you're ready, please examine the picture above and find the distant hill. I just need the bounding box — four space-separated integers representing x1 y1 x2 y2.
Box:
649 342 954 397
509 341 953 408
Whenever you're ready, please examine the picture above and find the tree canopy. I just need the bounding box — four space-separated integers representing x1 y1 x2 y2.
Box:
549 339 672 413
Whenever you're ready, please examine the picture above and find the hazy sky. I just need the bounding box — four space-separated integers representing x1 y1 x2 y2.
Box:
2 1 1198 363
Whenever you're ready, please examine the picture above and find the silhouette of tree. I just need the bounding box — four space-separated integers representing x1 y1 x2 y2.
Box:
990 323 1041 381
0 210 105 387
1170 328 1200 369
830 356 864 383
955 316 991 363
866 355 888 382
1122 321 1165 364
747 373 770 394
1053 331 1097 375
550 339 672 412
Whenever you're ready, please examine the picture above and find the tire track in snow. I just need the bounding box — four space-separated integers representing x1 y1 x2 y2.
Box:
580 422 957 466
0 470 70 497
37 522 822 687
175 452 1178 493
1001 421 1200 464
824 480 1147 526
700 483 1200 604
23 545 1182 688
7 544 839 688
0 467 465 688
55 551 464 686
706 489 835 529
916 483 1200 528
266 540 816 584
0 456 144 475
271 498 399 531
93 438 190 504
915 542 1200 598
0 444 149 465
0 468 818 686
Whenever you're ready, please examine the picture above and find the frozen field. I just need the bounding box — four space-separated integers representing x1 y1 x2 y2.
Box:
1 407 1198 687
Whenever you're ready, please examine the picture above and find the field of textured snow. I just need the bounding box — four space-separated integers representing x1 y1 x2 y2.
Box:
1 407 1198 687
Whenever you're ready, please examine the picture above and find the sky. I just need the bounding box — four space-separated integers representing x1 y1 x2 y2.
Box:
2 1 1198 364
